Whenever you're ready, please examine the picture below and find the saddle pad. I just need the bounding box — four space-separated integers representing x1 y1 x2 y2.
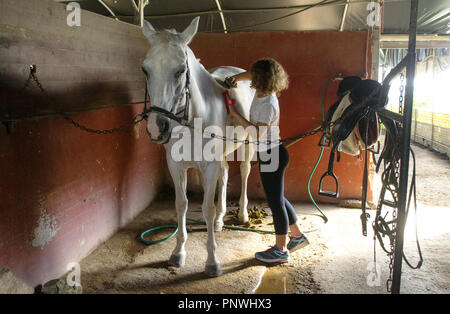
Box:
331 93 361 156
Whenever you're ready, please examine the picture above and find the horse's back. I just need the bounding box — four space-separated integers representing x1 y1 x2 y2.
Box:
208 66 245 80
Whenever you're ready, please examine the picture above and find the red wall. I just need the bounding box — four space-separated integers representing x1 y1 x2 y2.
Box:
0 0 166 287
190 31 373 202
0 107 165 287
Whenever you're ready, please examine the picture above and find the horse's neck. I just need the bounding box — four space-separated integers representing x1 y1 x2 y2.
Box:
187 49 224 127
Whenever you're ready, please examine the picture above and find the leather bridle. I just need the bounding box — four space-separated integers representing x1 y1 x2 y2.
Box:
141 51 191 126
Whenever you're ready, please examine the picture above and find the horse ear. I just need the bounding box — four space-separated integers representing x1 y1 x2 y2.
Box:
142 20 157 41
181 17 199 45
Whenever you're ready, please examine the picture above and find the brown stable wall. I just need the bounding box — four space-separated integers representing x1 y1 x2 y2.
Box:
190 31 373 202
0 0 165 287
0 0 373 287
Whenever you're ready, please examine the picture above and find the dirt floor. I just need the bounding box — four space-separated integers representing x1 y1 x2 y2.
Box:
77 143 449 294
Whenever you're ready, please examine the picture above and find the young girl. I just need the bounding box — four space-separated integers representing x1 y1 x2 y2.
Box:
225 58 309 263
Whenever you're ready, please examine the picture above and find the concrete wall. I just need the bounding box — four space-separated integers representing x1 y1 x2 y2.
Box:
190 31 373 202
0 0 166 287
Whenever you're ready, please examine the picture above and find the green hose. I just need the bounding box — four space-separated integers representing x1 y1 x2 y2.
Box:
140 225 179 245
140 217 276 245
306 78 335 224
140 77 337 245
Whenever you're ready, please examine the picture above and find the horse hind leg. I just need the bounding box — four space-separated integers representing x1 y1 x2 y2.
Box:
238 137 255 223
167 162 188 268
215 160 229 232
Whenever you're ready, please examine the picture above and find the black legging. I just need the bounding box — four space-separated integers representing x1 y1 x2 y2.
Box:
257 144 298 235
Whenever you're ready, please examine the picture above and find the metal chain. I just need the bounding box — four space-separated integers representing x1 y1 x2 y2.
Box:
20 70 34 93
26 71 145 134
202 124 324 146
399 72 405 115
386 156 400 293
23 69 327 143
282 124 326 143
372 123 402 293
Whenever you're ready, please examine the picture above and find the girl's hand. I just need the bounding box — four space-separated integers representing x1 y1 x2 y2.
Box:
228 103 237 115
225 76 237 88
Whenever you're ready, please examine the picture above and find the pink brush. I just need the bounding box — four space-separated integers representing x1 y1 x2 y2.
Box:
222 90 235 114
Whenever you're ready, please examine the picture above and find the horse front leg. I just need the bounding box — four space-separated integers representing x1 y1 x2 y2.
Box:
215 160 229 232
239 138 255 223
167 160 188 268
200 161 222 277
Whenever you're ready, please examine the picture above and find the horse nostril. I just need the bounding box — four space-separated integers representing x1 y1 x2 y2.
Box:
162 119 170 134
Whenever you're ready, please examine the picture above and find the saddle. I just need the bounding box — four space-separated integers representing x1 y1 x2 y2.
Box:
319 77 383 235
324 77 382 155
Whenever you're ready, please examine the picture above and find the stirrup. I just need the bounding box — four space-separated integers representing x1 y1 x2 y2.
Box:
318 171 339 198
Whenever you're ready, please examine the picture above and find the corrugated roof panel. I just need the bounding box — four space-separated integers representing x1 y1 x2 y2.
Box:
54 0 450 35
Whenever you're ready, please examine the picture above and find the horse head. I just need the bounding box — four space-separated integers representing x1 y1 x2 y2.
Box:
141 17 200 144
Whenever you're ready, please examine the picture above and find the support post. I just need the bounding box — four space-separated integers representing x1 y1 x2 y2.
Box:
215 0 228 34
132 0 149 27
371 26 381 80
391 0 418 295
339 0 350 32
97 0 119 20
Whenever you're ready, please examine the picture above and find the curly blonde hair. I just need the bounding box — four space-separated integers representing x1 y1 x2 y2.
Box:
250 58 289 95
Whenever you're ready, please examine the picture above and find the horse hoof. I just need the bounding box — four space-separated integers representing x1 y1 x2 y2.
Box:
205 264 222 277
168 253 185 268
238 214 249 224
214 220 224 232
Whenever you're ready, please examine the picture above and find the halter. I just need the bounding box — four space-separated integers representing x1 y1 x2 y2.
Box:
142 51 191 126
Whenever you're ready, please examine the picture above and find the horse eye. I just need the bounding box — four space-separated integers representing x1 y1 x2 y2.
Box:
142 67 148 76
175 68 186 79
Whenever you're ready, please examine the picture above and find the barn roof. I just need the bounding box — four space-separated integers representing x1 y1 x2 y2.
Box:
55 0 450 35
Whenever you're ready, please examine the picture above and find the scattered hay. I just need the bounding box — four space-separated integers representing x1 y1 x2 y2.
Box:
226 206 270 229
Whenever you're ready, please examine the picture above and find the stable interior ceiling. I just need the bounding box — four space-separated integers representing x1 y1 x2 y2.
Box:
55 0 450 35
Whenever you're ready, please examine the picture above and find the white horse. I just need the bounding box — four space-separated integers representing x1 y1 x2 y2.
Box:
142 17 255 277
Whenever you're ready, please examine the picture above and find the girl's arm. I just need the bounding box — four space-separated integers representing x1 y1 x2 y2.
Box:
233 71 252 82
225 71 252 87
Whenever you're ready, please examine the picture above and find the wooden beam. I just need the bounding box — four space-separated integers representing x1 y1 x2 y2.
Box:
381 34 450 48
381 41 450 49
381 34 450 41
